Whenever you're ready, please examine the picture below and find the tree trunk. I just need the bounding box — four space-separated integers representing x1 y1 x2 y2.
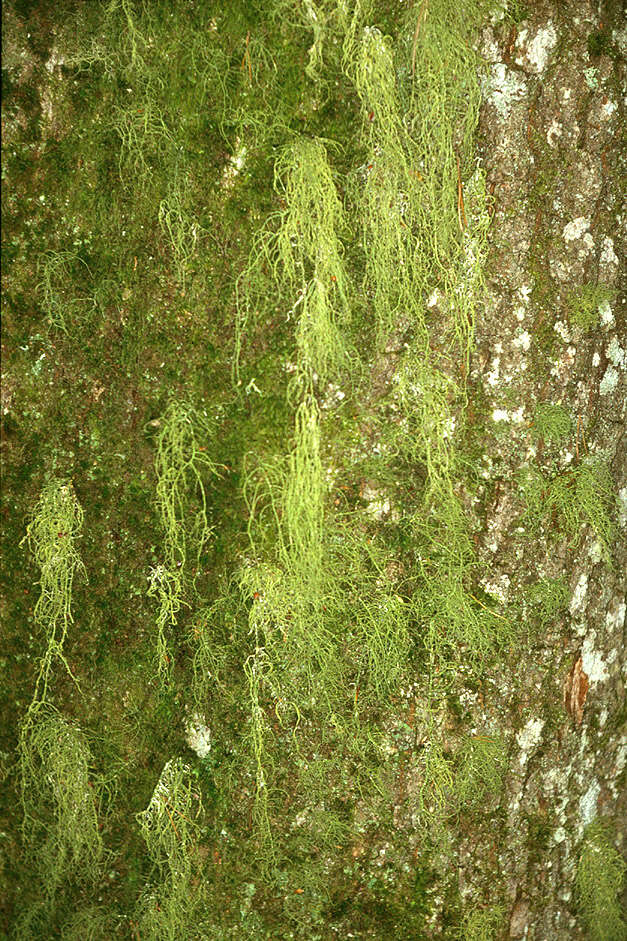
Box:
1 1 624 938
471 2 626 936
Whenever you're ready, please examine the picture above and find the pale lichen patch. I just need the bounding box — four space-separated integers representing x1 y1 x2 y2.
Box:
618 487 627 529
579 781 600 826
598 300 614 328
546 118 562 148
600 236 618 264
599 365 619 396
514 24 557 74
562 217 590 243
516 718 544 765
581 633 609 686
185 712 212 759
553 321 571 343
569 573 588 617
513 330 532 351
482 64 527 120
600 99 618 120
606 337 626 370
486 357 501 387
605 602 626 634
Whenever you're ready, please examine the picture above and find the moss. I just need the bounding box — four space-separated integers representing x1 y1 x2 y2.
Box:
524 576 570 628
15 707 105 935
19 478 87 704
135 757 206 938
149 400 221 680
566 282 614 332
459 905 506 940
5 0 621 936
531 403 572 443
576 820 626 941
60 905 114 940
236 136 353 390
587 29 617 59
455 734 508 811
518 457 615 560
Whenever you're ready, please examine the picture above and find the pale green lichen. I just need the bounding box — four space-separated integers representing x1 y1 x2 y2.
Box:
460 904 506 940
566 282 613 331
518 457 615 559
235 137 352 391
19 478 87 704
135 757 205 938
531 403 572 442
150 400 221 679
15 708 104 937
576 820 626 941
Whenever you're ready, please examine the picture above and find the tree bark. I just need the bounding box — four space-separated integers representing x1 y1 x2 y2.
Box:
468 2 626 936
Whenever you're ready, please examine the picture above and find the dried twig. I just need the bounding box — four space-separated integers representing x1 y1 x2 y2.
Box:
456 150 468 231
411 0 429 79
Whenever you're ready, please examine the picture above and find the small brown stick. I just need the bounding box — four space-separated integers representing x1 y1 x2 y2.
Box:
241 31 252 84
455 151 467 231
411 0 429 79
578 414 588 455
469 593 508 621
161 796 180 840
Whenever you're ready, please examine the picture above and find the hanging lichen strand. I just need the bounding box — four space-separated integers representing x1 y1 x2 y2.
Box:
344 0 492 367
344 23 427 344
236 137 351 391
19 479 87 706
404 0 493 362
135 758 205 938
15 482 104 936
149 400 220 680
15 708 104 938
236 140 348 865
344 3 511 678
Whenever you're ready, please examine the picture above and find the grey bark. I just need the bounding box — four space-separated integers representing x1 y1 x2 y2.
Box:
467 2 625 936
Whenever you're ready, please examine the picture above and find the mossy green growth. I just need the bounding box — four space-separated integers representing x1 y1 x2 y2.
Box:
236 137 352 389
411 486 515 671
531 403 572 442
343 23 426 342
333 525 411 700
414 739 455 839
518 457 615 560
242 397 340 695
16 707 104 930
524 576 570 627
279 395 325 585
60 905 113 941
391 354 461 484
158 170 202 291
63 0 229 188
455 734 507 810
149 400 221 679
576 820 626 941
566 282 613 331
459 904 506 940
341 1 498 694
37 250 95 334
343 2 491 356
20 478 87 702
242 641 279 873
135 757 205 939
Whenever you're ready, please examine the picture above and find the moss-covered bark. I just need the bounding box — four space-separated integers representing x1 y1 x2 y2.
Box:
1 1 624 937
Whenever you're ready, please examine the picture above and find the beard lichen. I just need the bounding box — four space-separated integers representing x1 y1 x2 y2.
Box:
149 400 221 680
7 0 621 936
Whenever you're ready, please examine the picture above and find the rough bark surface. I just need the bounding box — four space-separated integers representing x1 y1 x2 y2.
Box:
1 1 625 938
470 2 626 936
